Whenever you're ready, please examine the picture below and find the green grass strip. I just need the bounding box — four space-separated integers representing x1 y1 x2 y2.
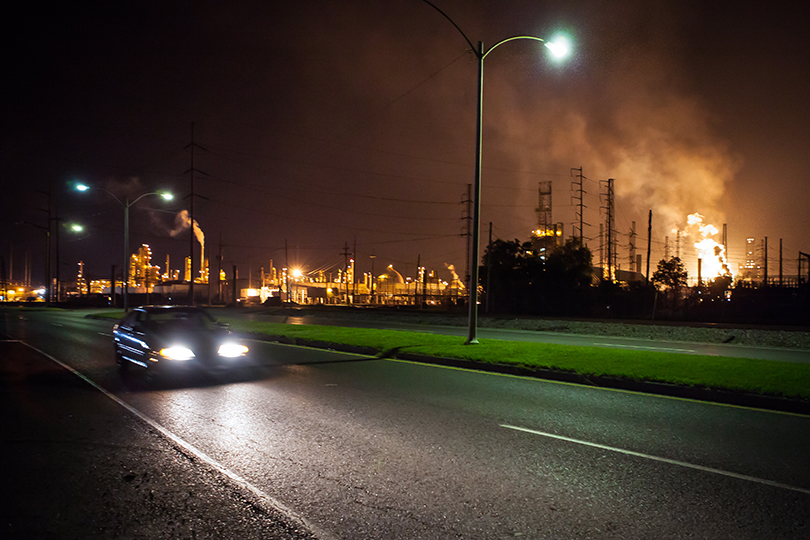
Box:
219 318 810 401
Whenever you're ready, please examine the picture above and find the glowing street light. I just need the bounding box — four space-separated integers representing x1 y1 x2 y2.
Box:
75 182 173 311
422 1 572 344
544 35 572 60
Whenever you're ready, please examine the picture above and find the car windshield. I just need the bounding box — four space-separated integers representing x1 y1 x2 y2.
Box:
144 309 217 330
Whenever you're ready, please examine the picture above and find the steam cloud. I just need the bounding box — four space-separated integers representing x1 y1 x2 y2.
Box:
171 210 204 250
445 263 464 289
485 4 739 239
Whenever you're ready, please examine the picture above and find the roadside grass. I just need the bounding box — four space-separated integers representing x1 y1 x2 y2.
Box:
219 318 810 401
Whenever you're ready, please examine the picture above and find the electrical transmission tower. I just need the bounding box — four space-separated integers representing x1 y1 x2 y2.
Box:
461 184 472 292
600 178 616 281
629 221 637 271
537 181 552 235
570 167 588 245
184 122 209 305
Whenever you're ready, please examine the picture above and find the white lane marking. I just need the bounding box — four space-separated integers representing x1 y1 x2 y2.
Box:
500 424 810 496
592 342 696 353
17 341 331 540
98 332 112 337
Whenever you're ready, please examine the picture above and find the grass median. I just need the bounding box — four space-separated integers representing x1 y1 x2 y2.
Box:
218 318 810 401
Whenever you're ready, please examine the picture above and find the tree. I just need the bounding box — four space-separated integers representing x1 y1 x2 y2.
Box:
652 257 688 290
652 257 688 309
481 237 594 315
481 239 539 314
546 237 593 290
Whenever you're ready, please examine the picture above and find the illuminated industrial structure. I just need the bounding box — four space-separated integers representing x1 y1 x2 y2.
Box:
531 181 563 258
739 237 761 281
55 239 460 307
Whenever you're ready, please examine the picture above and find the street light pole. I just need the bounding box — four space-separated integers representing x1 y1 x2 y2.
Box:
76 183 172 312
420 1 570 344
468 40 484 344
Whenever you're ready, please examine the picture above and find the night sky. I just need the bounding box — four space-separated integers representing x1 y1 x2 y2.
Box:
2 0 808 287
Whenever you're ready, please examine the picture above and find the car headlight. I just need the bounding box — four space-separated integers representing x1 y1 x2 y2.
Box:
218 342 249 358
159 346 195 361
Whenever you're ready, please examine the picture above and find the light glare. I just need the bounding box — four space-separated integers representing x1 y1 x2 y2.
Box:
545 36 571 60
218 342 249 358
160 346 195 361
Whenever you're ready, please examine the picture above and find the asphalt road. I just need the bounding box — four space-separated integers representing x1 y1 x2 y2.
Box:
3 308 810 539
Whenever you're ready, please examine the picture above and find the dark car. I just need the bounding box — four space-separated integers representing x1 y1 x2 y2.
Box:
113 306 249 375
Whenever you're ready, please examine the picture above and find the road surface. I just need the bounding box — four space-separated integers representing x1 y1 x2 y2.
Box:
2 308 809 539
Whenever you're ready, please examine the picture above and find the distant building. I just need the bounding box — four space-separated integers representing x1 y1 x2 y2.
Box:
738 237 761 281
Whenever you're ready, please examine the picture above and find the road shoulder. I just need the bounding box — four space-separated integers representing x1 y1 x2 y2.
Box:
0 339 316 540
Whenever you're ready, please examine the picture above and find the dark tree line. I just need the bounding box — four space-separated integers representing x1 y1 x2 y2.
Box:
480 237 593 316
479 242 808 323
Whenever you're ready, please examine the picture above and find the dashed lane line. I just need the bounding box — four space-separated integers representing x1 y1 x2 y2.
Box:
501 423 810 496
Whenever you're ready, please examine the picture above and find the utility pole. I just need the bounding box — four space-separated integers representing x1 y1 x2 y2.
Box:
185 122 208 305
486 221 492 314
599 178 615 281
285 239 290 303
764 236 769 286
779 238 783 286
645 210 652 282
369 254 376 304
416 254 421 306
216 232 223 305
341 241 350 304
599 223 604 277
110 265 116 307
232 265 237 306
353 236 357 301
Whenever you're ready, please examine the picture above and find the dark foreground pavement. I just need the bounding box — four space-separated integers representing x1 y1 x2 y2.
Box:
0 339 317 540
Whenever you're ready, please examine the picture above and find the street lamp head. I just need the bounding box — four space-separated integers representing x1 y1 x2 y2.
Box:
69 223 84 233
75 183 90 192
159 192 174 201
544 35 572 60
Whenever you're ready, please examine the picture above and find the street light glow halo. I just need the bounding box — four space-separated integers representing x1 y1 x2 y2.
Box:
544 35 572 60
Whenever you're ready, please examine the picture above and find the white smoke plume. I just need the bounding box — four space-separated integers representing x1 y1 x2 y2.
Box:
171 210 204 250
485 4 740 240
445 263 465 289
